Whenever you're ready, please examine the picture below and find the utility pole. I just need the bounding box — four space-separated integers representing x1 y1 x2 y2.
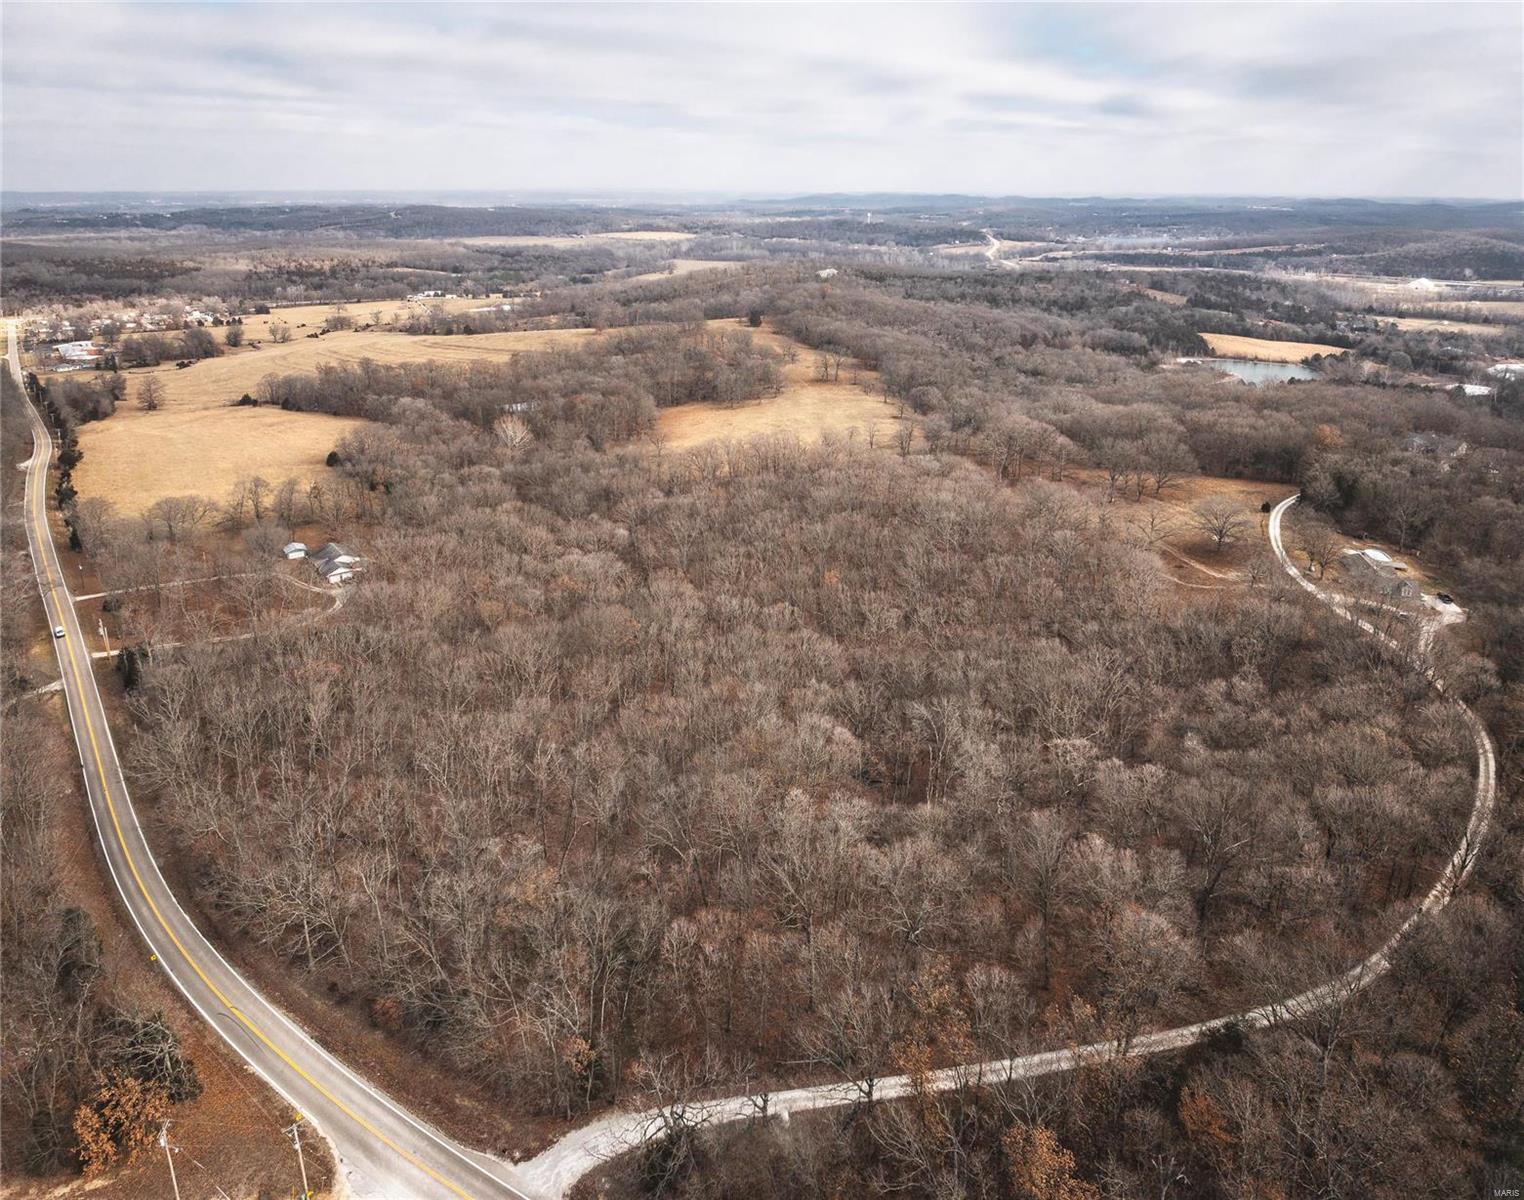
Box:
97 617 110 657
159 1122 182 1200
286 1116 312 1198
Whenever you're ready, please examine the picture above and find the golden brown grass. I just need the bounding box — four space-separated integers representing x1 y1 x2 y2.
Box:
1380 315 1512 337
1200 332 1348 362
75 406 368 514
121 327 600 413
238 296 497 343
621 260 741 285
449 231 694 248
656 321 909 452
81 315 909 512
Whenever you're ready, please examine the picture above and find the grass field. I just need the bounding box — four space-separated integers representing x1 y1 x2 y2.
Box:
621 260 741 284
238 295 495 342
1381 315 1516 337
74 405 369 513
659 321 907 451
449 231 694 248
1200 332 1349 361
76 315 905 510
119 327 600 412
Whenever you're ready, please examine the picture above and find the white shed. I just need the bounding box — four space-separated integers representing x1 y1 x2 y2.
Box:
282 541 308 560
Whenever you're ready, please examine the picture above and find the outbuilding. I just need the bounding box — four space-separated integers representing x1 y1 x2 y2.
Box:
1341 549 1417 599
312 541 359 569
318 561 355 585
282 541 308 560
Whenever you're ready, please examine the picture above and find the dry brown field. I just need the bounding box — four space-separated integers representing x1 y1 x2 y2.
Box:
1200 332 1349 362
76 315 910 512
449 231 694 248
621 259 741 284
1140 286 1188 305
1380 315 1513 337
657 321 909 452
74 404 369 514
119 327 600 412
237 295 491 342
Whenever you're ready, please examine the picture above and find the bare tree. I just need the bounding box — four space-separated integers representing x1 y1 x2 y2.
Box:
138 376 164 412
1192 499 1251 552
1299 518 1344 578
145 495 217 544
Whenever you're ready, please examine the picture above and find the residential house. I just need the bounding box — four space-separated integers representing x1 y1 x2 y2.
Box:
1341 549 1417 599
312 541 358 566
317 560 355 585
311 542 361 584
1403 431 1468 458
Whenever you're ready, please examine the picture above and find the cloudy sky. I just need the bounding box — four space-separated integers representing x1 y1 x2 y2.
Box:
3 2 1519 198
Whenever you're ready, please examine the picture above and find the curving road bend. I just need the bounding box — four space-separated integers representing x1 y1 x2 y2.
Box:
8 326 534 1200
518 492 1499 1197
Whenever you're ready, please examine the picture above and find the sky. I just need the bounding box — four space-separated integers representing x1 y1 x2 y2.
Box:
3 2 1520 199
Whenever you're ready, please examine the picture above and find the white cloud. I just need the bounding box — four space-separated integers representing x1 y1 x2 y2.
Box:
2 1 1518 197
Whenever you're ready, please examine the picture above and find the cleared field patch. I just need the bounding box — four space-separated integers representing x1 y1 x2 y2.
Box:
1200 332 1349 362
1380 315 1514 337
238 295 496 342
75 405 367 513
658 320 907 451
621 259 742 284
1141 287 1188 305
89 317 905 508
450 231 694 248
121 327 600 412
1065 470 1291 586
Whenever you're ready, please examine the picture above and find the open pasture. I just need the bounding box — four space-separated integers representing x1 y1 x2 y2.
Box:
1200 332 1349 361
73 404 368 514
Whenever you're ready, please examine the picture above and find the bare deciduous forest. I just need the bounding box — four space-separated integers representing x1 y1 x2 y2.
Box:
5 225 1522 1197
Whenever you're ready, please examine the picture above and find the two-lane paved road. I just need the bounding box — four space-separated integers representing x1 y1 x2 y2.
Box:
8 325 536 1200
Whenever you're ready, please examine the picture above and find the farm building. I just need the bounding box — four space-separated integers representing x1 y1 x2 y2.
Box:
282 541 307 560
1341 549 1417 599
311 541 362 584
1403 431 1468 458
317 561 355 585
312 541 358 567
55 340 103 364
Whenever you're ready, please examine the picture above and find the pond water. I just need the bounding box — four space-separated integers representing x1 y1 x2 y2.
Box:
1181 356 1318 384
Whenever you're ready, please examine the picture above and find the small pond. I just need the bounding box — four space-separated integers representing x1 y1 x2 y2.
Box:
1181 356 1318 384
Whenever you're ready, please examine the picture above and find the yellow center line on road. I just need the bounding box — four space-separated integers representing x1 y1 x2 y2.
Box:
26 399 490 1200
